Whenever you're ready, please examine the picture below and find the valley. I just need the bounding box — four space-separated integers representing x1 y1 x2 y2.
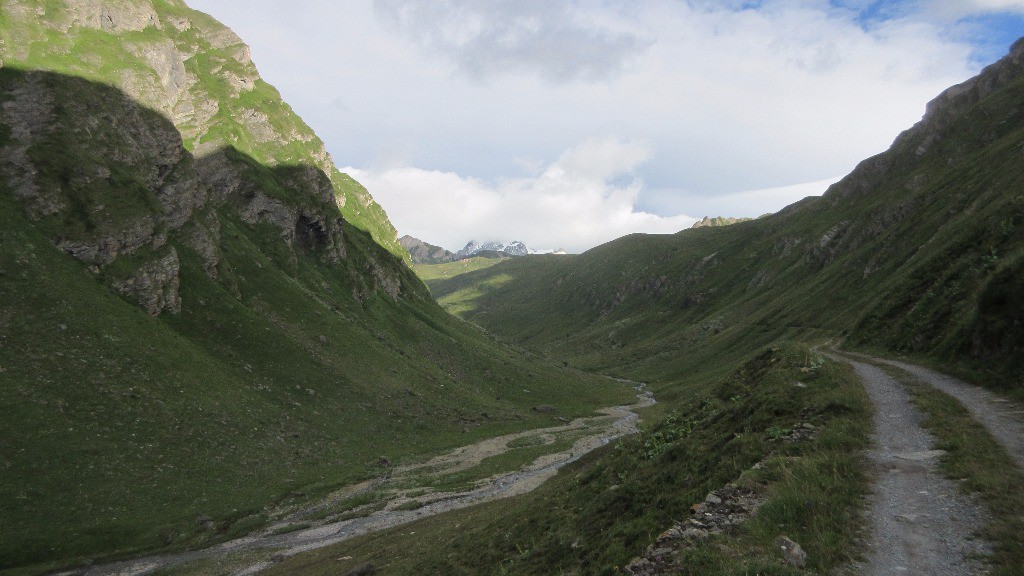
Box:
54 383 654 575
1 1 1023 575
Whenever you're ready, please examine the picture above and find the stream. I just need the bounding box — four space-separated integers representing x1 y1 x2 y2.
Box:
59 383 655 576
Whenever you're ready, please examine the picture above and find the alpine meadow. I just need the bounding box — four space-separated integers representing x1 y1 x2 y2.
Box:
1 2 1023 576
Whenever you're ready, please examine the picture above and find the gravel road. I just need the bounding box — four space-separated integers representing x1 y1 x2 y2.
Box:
827 353 990 575
846 352 1024 471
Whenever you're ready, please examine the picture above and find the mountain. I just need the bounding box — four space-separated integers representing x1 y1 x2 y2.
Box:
690 215 753 228
399 234 457 264
314 40 1024 574
457 239 532 258
428 37 1024 391
0 2 629 571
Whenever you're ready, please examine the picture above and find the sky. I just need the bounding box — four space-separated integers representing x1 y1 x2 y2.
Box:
187 0 1024 253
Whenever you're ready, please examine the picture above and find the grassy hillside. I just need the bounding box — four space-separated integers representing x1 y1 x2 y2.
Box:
269 344 872 576
271 40 1024 575
430 38 1024 394
0 7 631 574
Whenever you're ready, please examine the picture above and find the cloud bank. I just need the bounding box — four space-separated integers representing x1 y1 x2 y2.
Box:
372 0 652 83
345 139 696 253
186 0 1024 251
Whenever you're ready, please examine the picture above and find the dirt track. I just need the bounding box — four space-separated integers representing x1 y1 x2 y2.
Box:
847 352 1024 471
828 353 990 575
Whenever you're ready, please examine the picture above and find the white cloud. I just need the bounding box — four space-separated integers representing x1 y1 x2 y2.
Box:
925 0 1024 19
184 0 1022 251
646 178 841 220
372 0 652 83
345 138 696 253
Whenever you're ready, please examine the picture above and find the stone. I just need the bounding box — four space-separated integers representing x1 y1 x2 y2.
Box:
775 535 807 568
344 563 376 576
196 515 214 530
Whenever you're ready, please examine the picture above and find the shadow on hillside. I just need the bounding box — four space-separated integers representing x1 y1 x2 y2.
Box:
0 66 416 305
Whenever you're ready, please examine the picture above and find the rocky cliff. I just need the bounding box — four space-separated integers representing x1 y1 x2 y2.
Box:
0 0 409 281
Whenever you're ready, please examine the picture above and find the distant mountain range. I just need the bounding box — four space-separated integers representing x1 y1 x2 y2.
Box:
457 240 530 258
401 236 565 264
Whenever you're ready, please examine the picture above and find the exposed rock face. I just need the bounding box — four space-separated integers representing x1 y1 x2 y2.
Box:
61 0 161 33
690 216 752 229
399 235 457 264
0 70 202 313
113 248 182 315
0 73 61 218
1 0 408 263
824 37 1024 206
0 0 419 312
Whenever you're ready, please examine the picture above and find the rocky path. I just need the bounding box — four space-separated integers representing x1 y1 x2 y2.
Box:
845 351 1024 470
826 353 990 575
57 384 655 576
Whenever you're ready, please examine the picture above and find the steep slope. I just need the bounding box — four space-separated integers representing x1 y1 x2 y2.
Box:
0 3 629 573
431 38 1024 392
0 0 406 262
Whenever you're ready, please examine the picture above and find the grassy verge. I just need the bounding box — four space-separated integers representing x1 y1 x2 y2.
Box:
264 344 871 575
897 374 1024 574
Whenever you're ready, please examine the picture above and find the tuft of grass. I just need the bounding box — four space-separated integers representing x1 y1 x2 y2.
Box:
391 500 425 512
270 522 312 536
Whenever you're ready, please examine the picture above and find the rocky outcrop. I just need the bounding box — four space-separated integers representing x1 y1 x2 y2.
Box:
60 0 161 33
624 484 765 575
0 73 61 218
399 235 457 264
113 248 182 315
2 0 408 262
623 420 820 575
690 216 752 229
0 65 373 314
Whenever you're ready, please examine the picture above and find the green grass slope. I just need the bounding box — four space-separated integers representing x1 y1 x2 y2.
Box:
257 36 1024 576
0 16 630 576
431 38 1024 394
270 344 871 576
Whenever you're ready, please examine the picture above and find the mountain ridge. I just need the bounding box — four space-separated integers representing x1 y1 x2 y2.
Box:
426 36 1024 391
